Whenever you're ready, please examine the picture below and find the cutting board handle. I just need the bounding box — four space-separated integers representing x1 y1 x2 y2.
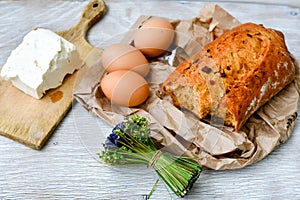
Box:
57 0 107 49
77 0 107 37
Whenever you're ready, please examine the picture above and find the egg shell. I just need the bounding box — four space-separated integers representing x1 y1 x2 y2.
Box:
134 18 175 58
100 70 149 107
101 43 150 77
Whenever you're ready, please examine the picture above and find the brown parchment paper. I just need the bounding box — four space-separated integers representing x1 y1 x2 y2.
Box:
73 4 300 170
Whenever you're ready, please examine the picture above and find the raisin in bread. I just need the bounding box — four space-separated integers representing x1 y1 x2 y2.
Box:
162 23 295 131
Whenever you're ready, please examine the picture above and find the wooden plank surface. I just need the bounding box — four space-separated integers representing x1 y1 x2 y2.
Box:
0 1 299 199
0 0 105 149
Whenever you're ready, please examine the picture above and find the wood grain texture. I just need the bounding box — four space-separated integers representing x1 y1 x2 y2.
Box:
0 0 106 150
0 1 299 200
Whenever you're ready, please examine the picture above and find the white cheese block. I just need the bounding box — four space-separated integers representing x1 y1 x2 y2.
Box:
0 28 83 99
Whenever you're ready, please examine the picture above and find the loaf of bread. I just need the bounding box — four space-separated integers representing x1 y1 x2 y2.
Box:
162 23 295 131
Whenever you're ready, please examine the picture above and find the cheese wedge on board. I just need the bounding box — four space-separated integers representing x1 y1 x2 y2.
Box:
1 28 83 99
0 0 106 150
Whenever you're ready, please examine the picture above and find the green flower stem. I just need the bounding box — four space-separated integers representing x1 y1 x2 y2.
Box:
100 115 202 198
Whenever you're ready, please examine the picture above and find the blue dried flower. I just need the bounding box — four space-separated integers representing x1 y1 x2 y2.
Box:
103 138 116 150
103 122 125 150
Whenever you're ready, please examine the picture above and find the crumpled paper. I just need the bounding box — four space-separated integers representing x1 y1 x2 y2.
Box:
73 4 300 170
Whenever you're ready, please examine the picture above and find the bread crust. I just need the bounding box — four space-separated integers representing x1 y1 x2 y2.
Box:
162 23 295 131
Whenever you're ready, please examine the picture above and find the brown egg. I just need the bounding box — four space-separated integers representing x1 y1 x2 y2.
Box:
100 70 149 107
134 18 175 58
101 43 150 77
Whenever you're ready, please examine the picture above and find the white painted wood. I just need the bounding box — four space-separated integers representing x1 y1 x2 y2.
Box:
0 1 299 199
203 0 300 7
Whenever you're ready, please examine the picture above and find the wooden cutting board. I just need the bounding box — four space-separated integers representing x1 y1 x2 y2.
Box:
0 0 106 150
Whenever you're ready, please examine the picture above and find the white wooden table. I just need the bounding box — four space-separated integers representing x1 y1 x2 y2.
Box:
0 1 299 199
